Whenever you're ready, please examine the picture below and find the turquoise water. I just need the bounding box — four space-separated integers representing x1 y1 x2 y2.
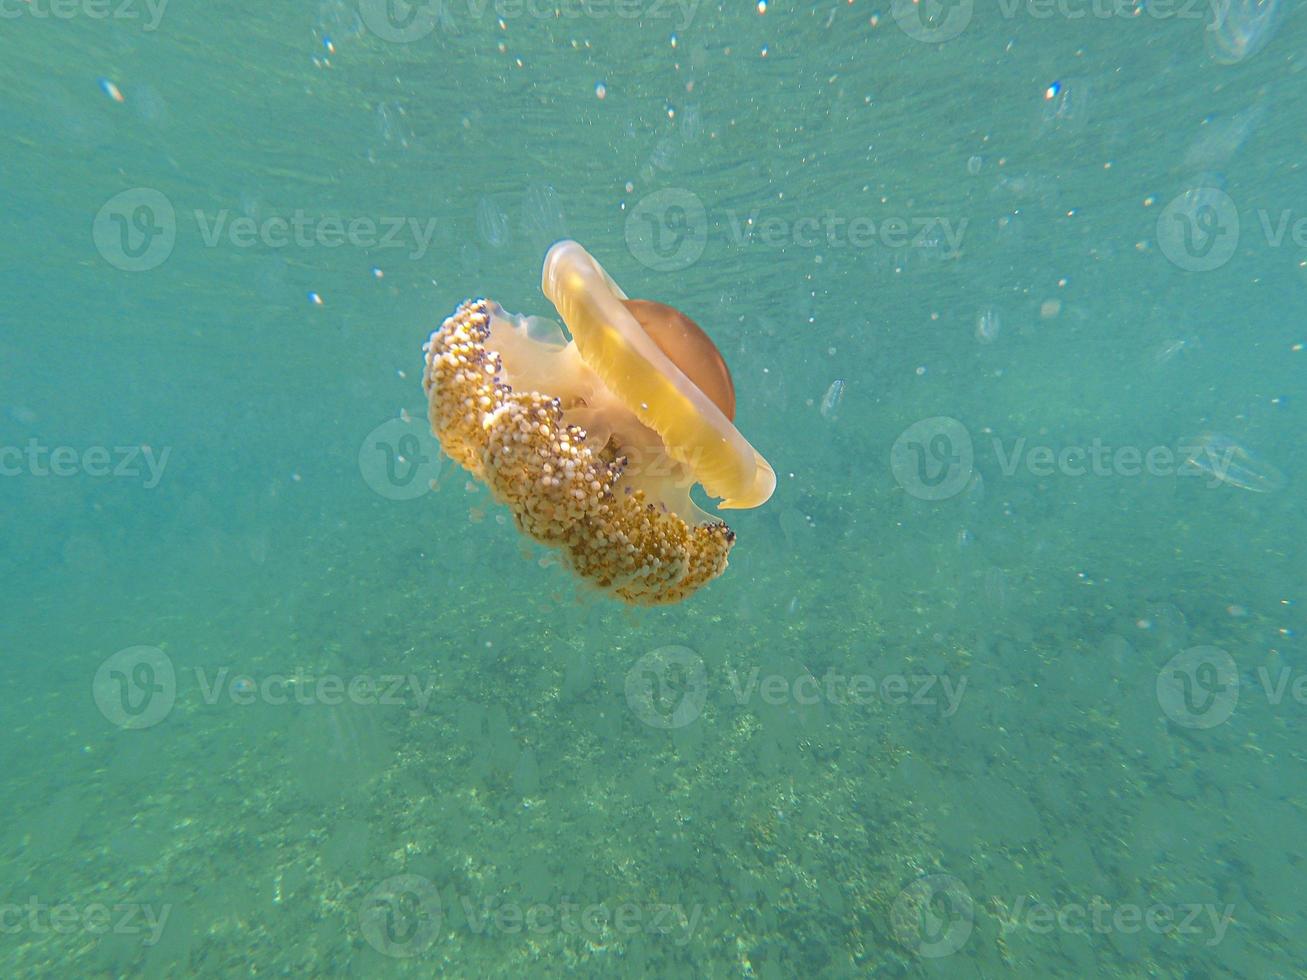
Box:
3 1 1305 975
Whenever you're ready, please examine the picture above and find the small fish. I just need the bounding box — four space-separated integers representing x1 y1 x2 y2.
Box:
1154 337 1199 364
820 379 845 420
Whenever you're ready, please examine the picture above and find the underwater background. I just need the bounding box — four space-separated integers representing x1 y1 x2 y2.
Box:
2 1 1305 975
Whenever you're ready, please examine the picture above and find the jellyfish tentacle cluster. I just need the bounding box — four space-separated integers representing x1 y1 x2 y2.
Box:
422 242 770 605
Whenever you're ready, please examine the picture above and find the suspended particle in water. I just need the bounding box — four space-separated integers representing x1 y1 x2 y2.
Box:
520 184 567 251
975 307 1000 344
1207 0 1284 64
316 0 363 42
308 292 323 305
132 83 168 127
595 82 607 100
820 379 845 419
475 195 510 248
967 155 982 176
1041 78 1090 134
679 103 702 141
1182 432 1287 493
647 136 676 172
99 78 124 103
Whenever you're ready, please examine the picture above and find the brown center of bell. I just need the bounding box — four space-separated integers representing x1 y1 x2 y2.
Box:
620 299 736 422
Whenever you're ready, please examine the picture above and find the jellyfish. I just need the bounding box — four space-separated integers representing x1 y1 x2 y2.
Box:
422 240 775 604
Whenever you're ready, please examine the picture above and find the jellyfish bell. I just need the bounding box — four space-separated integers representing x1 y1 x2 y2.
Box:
422 240 774 604
541 240 775 512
